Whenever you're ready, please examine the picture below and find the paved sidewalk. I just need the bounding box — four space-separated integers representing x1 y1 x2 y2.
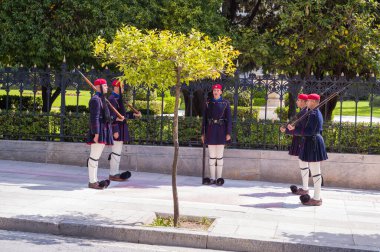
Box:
0 160 379 252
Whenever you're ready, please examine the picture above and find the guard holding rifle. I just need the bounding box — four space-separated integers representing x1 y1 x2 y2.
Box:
201 84 232 186
108 80 141 181
280 94 310 195
86 78 114 189
287 93 328 206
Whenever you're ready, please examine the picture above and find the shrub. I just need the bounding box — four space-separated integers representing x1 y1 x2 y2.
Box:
0 111 51 140
65 105 88 113
223 90 251 107
369 95 380 107
162 97 182 114
0 95 43 111
232 106 259 120
130 88 158 101
253 98 266 106
133 100 163 115
275 106 290 122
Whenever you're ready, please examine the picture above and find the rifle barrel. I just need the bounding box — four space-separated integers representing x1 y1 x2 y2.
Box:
76 68 124 120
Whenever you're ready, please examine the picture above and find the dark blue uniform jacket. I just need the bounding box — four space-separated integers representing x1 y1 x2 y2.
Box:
202 97 232 145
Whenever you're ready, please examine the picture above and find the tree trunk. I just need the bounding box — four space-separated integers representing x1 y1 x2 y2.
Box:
287 93 296 120
42 86 61 112
172 68 181 227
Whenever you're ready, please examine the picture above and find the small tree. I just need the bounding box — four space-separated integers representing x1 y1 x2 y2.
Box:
94 26 239 226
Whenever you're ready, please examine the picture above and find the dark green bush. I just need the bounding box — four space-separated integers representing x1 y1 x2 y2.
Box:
162 97 181 114
233 106 259 120
253 98 266 106
369 95 380 107
0 111 51 140
65 105 88 113
134 100 162 115
275 106 290 122
1 110 379 154
223 90 251 107
0 95 43 111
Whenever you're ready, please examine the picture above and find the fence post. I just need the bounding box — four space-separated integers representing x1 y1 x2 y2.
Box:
232 71 239 145
59 59 67 142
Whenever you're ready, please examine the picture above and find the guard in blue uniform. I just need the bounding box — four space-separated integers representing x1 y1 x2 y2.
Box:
280 94 310 195
287 93 327 206
86 78 114 189
201 84 232 186
108 80 141 181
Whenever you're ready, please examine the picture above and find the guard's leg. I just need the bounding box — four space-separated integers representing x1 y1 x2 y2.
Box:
208 145 217 183
109 140 123 176
300 162 322 206
291 160 310 195
215 145 225 185
88 143 105 189
309 162 322 200
299 159 310 190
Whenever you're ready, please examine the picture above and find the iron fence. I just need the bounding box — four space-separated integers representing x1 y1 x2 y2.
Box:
1 64 380 154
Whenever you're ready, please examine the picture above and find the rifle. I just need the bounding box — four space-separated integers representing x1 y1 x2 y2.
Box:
76 69 124 120
289 83 351 127
116 79 140 115
281 81 341 128
125 101 140 115
202 141 206 184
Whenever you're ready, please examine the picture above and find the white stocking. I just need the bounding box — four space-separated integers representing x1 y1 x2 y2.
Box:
88 143 105 183
298 159 309 190
110 141 123 176
309 162 322 200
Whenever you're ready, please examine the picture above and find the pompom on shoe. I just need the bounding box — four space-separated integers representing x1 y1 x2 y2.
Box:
98 179 110 188
290 185 309 195
88 182 104 190
290 185 298 193
216 178 224 186
202 177 211 185
110 171 132 181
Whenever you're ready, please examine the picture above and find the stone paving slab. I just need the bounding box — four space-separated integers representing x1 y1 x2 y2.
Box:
0 160 379 251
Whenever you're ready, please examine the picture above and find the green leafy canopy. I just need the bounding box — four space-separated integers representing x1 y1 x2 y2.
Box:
93 26 240 87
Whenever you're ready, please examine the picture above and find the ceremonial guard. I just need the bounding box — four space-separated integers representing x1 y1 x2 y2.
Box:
287 93 328 206
108 80 141 181
280 94 310 195
201 84 232 186
86 79 114 189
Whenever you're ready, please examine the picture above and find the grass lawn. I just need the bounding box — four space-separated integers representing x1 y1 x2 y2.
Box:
332 100 380 117
0 90 92 108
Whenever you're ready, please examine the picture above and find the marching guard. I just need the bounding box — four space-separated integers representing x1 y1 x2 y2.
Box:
280 94 310 195
86 78 114 189
201 84 232 186
107 80 141 181
287 93 328 206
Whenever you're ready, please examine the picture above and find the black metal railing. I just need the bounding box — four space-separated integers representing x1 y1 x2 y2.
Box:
1 64 380 154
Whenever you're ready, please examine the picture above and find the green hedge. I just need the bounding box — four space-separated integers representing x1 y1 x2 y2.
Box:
0 111 52 140
66 105 88 113
233 106 259 120
370 95 380 107
1 111 379 154
0 95 43 111
133 100 163 115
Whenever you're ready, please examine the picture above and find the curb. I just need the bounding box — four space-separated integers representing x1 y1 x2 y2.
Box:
0 216 376 252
